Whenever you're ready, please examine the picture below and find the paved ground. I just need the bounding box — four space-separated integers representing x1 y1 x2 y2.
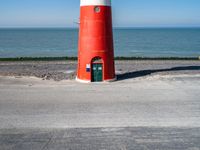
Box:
1 128 200 150
0 74 200 149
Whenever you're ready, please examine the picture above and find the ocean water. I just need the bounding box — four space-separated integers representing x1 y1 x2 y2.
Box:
0 28 200 58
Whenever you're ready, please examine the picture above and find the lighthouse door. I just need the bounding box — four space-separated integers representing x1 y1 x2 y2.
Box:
92 63 103 82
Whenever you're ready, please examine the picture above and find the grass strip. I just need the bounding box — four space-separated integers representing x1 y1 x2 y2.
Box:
0 56 199 61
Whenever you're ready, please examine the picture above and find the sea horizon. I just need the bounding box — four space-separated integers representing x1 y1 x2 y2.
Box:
0 27 200 58
0 26 200 29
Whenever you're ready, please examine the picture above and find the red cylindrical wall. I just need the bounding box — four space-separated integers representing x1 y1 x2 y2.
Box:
77 0 115 82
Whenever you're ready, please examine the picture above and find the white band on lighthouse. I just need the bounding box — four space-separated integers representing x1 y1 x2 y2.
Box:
80 0 111 6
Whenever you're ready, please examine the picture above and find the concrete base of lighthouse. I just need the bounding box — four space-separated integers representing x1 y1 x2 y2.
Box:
76 76 117 83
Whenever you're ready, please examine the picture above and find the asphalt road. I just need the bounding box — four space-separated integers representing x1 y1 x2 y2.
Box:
1 128 200 150
0 75 200 150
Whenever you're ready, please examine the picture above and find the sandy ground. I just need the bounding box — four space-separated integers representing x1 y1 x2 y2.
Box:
0 60 200 150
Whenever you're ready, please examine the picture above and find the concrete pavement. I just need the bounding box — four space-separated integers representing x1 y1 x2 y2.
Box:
0 75 200 149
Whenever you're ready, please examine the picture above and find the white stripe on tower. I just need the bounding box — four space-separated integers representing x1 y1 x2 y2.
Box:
80 0 111 6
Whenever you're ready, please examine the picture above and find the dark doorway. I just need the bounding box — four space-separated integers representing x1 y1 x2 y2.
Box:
92 57 103 82
92 63 103 82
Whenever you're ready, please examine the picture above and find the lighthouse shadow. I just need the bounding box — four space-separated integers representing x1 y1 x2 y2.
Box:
116 66 200 81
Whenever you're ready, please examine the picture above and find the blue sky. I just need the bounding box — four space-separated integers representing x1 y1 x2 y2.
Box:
0 0 200 27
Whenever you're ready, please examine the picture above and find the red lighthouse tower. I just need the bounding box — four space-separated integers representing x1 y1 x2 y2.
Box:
76 0 116 83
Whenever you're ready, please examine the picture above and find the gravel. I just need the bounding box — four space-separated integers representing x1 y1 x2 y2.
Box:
0 60 200 81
